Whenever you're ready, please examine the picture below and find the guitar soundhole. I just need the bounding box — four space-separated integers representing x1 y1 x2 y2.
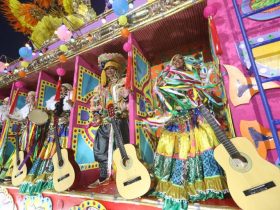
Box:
16 160 21 166
122 158 130 167
230 153 251 172
59 160 64 167
232 153 248 164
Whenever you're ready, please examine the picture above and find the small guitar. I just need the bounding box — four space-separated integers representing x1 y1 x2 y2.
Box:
52 118 79 192
11 132 31 186
108 103 151 199
199 104 280 210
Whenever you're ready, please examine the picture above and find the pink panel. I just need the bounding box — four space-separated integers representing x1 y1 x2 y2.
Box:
207 0 280 135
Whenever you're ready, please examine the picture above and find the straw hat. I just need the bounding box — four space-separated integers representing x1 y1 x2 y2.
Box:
62 83 73 91
97 53 126 86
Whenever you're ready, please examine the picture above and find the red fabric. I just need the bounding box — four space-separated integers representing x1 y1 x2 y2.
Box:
9 89 19 114
125 54 132 89
209 18 222 56
55 77 62 101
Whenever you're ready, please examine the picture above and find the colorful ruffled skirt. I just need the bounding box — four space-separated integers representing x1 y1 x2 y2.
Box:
19 124 69 195
153 119 228 210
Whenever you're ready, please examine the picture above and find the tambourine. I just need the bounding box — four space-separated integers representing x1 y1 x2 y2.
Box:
28 109 49 125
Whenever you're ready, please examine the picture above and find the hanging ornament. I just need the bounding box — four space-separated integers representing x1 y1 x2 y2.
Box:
56 25 73 42
18 70 27 78
112 0 129 16
59 45 68 52
21 61 29 68
121 28 130 38
118 15 128 26
19 47 33 59
55 67 66 101
123 42 132 52
203 5 222 56
59 54 67 63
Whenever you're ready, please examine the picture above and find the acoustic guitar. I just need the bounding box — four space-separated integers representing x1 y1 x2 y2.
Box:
11 132 31 186
224 64 279 106
108 103 151 199
199 104 280 210
52 118 79 192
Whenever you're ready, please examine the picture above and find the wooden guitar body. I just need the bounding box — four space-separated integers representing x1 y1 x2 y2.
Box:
214 137 280 210
113 144 151 199
52 148 80 192
11 151 31 186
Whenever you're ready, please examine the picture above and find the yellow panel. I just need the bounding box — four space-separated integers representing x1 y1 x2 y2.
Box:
253 41 280 59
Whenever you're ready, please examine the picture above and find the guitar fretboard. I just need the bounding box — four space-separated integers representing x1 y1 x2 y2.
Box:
199 105 240 158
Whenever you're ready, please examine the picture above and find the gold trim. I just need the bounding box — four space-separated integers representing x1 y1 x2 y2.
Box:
0 0 204 88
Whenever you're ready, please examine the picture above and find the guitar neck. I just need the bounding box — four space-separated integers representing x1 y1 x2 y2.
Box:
111 118 129 161
15 136 20 162
198 105 240 158
53 118 63 162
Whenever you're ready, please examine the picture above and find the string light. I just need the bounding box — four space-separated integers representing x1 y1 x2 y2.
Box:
129 3 134 9
101 18 107 24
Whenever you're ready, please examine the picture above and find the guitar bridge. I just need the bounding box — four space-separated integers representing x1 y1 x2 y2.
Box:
243 181 276 196
123 176 142 186
14 171 23 178
58 173 70 182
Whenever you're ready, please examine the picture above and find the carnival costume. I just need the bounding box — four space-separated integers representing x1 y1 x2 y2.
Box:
90 53 130 186
0 92 40 182
19 84 73 195
0 97 10 133
153 54 228 210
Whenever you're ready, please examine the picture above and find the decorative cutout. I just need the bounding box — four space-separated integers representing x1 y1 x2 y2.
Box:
70 200 106 210
224 64 280 106
241 1 280 20
0 187 16 210
72 128 98 170
76 66 99 103
77 105 92 125
237 31 280 78
136 93 147 118
135 120 156 165
37 80 56 109
133 47 150 91
22 194 52 210
240 120 277 159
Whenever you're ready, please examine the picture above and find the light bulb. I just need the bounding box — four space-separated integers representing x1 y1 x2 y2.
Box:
101 18 107 24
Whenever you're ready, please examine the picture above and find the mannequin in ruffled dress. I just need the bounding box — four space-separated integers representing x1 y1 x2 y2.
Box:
153 54 228 210
0 91 36 182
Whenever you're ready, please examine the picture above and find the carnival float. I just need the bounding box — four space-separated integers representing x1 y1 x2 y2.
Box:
0 0 280 209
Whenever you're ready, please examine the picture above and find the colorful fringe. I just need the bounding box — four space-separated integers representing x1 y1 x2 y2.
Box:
19 123 69 195
153 121 228 210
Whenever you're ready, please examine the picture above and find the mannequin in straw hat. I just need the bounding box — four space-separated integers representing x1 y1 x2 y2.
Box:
89 53 130 187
